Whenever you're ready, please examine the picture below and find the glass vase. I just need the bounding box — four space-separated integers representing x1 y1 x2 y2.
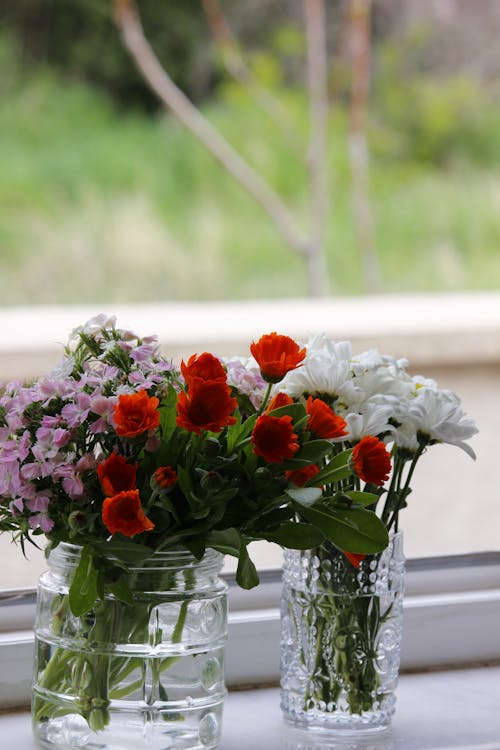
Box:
32 543 227 750
280 532 404 735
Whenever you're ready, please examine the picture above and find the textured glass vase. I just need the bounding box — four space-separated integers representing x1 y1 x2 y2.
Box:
280 532 404 735
32 543 227 750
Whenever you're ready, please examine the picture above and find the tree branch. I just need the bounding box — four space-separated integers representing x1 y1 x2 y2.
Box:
201 0 303 153
112 0 310 260
348 0 381 292
304 0 330 296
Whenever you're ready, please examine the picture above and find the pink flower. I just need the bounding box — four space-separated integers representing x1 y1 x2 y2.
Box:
21 462 43 480
130 344 156 363
26 495 51 513
29 513 54 532
53 428 70 448
10 498 24 514
41 416 62 428
62 393 91 427
53 464 84 498
76 453 96 472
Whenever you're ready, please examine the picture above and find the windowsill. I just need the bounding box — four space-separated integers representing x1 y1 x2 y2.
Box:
2 664 499 749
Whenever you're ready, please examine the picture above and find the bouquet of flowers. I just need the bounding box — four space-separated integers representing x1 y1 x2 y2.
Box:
0 316 390 733
278 334 478 724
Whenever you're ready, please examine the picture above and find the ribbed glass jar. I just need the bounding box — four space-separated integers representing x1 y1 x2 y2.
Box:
32 543 227 750
280 532 404 735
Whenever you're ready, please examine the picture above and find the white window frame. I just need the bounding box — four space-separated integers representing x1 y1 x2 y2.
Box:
1 552 499 709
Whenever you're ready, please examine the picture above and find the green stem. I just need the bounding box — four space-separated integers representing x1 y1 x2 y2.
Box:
387 447 424 532
257 383 273 415
296 545 388 716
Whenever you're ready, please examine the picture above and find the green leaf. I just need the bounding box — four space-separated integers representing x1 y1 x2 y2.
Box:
285 487 323 507
159 385 180 440
227 412 258 454
260 522 325 549
206 487 239 505
176 464 194 499
107 576 134 606
311 449 353 485
92 540 154 564
296 439 333 462
343 491 380 507
236 541 260 589
327 448 353 469
206 528 241 557
226 410 242 454
267 403 306 422
280 458 316 470
68 545 98 616
249 506 293 528
183 539 206 560
294 504 389 554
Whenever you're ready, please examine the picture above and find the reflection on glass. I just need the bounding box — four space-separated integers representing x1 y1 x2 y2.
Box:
281 726 394 750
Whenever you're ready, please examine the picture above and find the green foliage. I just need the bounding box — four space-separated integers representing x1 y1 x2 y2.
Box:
68 545 98 616
0 1 213 110
373 33 500 166
2 25 500 302
294 503 389 555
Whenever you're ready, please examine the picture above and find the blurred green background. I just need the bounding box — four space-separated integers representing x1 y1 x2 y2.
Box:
1 0 500 304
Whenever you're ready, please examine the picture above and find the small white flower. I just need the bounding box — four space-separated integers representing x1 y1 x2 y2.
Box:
305 333 353 363
394 388 478 458
410 374 439 392
70 313 117 340
344 401 395 442
281 354 360 406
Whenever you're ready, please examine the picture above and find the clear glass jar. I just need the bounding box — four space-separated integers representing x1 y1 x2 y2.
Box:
280 532 405 735
32 543 227 750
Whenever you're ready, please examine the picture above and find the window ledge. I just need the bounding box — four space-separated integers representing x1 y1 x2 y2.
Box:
1 553 500 707
2 291 500 381
1 665 499 749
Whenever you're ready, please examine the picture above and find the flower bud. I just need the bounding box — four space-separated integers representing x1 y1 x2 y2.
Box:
200 471 224 492
68 510 87 531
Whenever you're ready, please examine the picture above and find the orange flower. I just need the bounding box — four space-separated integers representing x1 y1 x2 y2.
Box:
114 390 160 438
306 396 348 439
153 465 178 489
181 352 226 387
251 414 299 463
102 490 155 537
343 551 366 569
266 392 294 412
285 464 320 487
250 332 306 383
176 380 237 435
352 435 392 487
97 453 137 497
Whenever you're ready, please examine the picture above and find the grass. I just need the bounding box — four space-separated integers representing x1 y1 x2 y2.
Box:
1 45 500 304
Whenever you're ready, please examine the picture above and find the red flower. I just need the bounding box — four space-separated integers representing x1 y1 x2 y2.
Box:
102 490 155 537
285 464 320 487
181 352 226 387
352 435 392 486
153 465 178 489
250 332 306 383
114 391 160 438
306 396 348 439
343 551 366 569
176 380 237 435
97 453 137 497
251 414 299 463
266 392 294 412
